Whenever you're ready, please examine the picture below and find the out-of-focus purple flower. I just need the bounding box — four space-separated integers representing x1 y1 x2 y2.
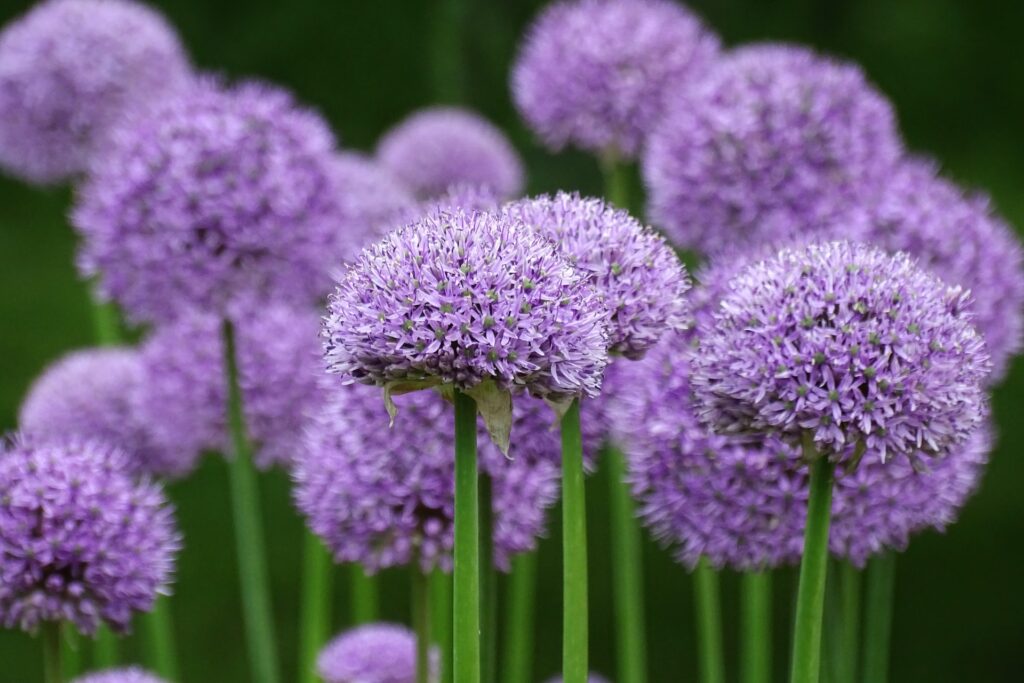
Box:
691 241 989 462
513 0 719 158
136 302 323 470
73 77 342 323
0 436 179 634
644 43 902 254
72 668 168 683
317 623 438 683
426 183 502 215
376 107 524 200
323 208 608 400
504 192 690 358
0 0 190 185
293 383 562 573
330 152 417 262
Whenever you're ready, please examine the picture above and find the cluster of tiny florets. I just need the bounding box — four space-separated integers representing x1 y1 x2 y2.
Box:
330 152 417 263
317 623 438 683
72 668 169 683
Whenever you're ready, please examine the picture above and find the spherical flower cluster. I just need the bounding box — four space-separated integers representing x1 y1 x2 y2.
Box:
0 436 179 634
294 383 561 573
18 348 197 479
317 623 437 683
0 0 190 184
376 107 524 200
136 302 323 470
644 43 902 254
504 192 691 358
73 77 342 323
72 668 168 683
512 0 719 158
330 152 417 262
323 208 609 400
691 241 989 461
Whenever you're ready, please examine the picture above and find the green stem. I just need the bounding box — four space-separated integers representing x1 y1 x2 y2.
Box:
742 570 772 683
350 565 379 624
790 449 835 683
480 473 497 683
836 563 861 683
694 558 725 683
502 552 537 683
93 625 118 668
43 622 62 683
60 629 81 680
601 150 631 210
414 568 432 683
90 295 121 346
431 570 453 683
453 389 480 683
561 399 588 683
299 531 333 683
143 597 179 681
224 320 280 683
606 443 647 683
860 554 895 683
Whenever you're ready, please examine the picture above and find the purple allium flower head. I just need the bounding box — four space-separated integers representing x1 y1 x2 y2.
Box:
644 43 902 254
691 240 989 462
426 183 502 216
73 77 342 323
512 0 719 158
503 191 691 358
317 623 438 683
376 107 524 200
323 208 609 400
294 384 563 573
18 347 198 479
0 436 179 634
136 301 323 470
72 667 168 683
0 0 190 185
330 152 417 261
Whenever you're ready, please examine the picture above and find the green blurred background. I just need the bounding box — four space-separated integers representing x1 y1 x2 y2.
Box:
1 0 1022 681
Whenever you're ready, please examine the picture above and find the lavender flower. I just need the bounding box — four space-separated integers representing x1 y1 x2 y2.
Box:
504 192 690 358
317 623 438 683
512 0 719 158
376 107 524 200
0 436 179 634
691 240 989 461
331 152 417 262
0 0 190 185
72 668 168 683
643 43 902 254
73 77 342 323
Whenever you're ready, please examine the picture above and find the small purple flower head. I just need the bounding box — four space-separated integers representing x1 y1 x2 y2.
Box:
18 347 198 479
72 667 168 683
644 43 902 254
136 302 323 470
504 192 691 358
0 0 190 185
73 77 342 323
376 107 524 200
691 240 989 462
0 436 179 634
330 152 417 262
293 384 561 573
513 0 719 158
324 208 609 400
317 623 438 683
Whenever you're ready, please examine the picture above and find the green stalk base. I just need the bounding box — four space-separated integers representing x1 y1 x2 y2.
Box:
741 570 772 683
861 554 895 683
143 596 179 681
694 558 725 683
453 389 481 683
299 531 333 683
561 400 588 683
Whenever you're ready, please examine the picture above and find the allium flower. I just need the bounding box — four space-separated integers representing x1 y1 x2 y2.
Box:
136 302 323 470
0 0 190 184
323 208 608 401
644 43 902 254
512 0 719 158
317 623 438 683
72 667 168 683
0 436 179 634
331 152 417 261
691 241 989 461
73 77 342 323
293 384 562 573
376 107 524 200
504 192 690 358
18 348 197 479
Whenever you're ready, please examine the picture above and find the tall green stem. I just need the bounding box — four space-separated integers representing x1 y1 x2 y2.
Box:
561 399 588 683
90 297 121 346
606 443 646 683
694 558 725 683
431 570 453 683
60 630 81 680
350 566 379 624
502 552 538 683
742 570 772 683
43 622 62 683
299 531 333 683
861 554 894 683
601 150 630 210
453 389 480 683
414 568 432 683
223 320 280 683
480 474 496 683
790 449 835 683
143 597 179 681
836 563 861 683
93 626 118 668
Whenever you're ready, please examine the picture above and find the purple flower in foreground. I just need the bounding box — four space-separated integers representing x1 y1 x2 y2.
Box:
513 0 719 158
317 623 437 683
0 0 190 184
330 152 417 262
0 436 179 634
72 668 168 683
376 107 524 200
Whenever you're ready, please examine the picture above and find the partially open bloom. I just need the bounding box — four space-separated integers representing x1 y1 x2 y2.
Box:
0 0 190 184
0 436 179 634
513 0 719 158
376 107 524 200
72 668 168 683
330 152 417 262
317 623 438 683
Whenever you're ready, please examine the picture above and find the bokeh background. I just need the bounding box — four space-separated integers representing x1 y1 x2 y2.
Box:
1 0 1021 681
